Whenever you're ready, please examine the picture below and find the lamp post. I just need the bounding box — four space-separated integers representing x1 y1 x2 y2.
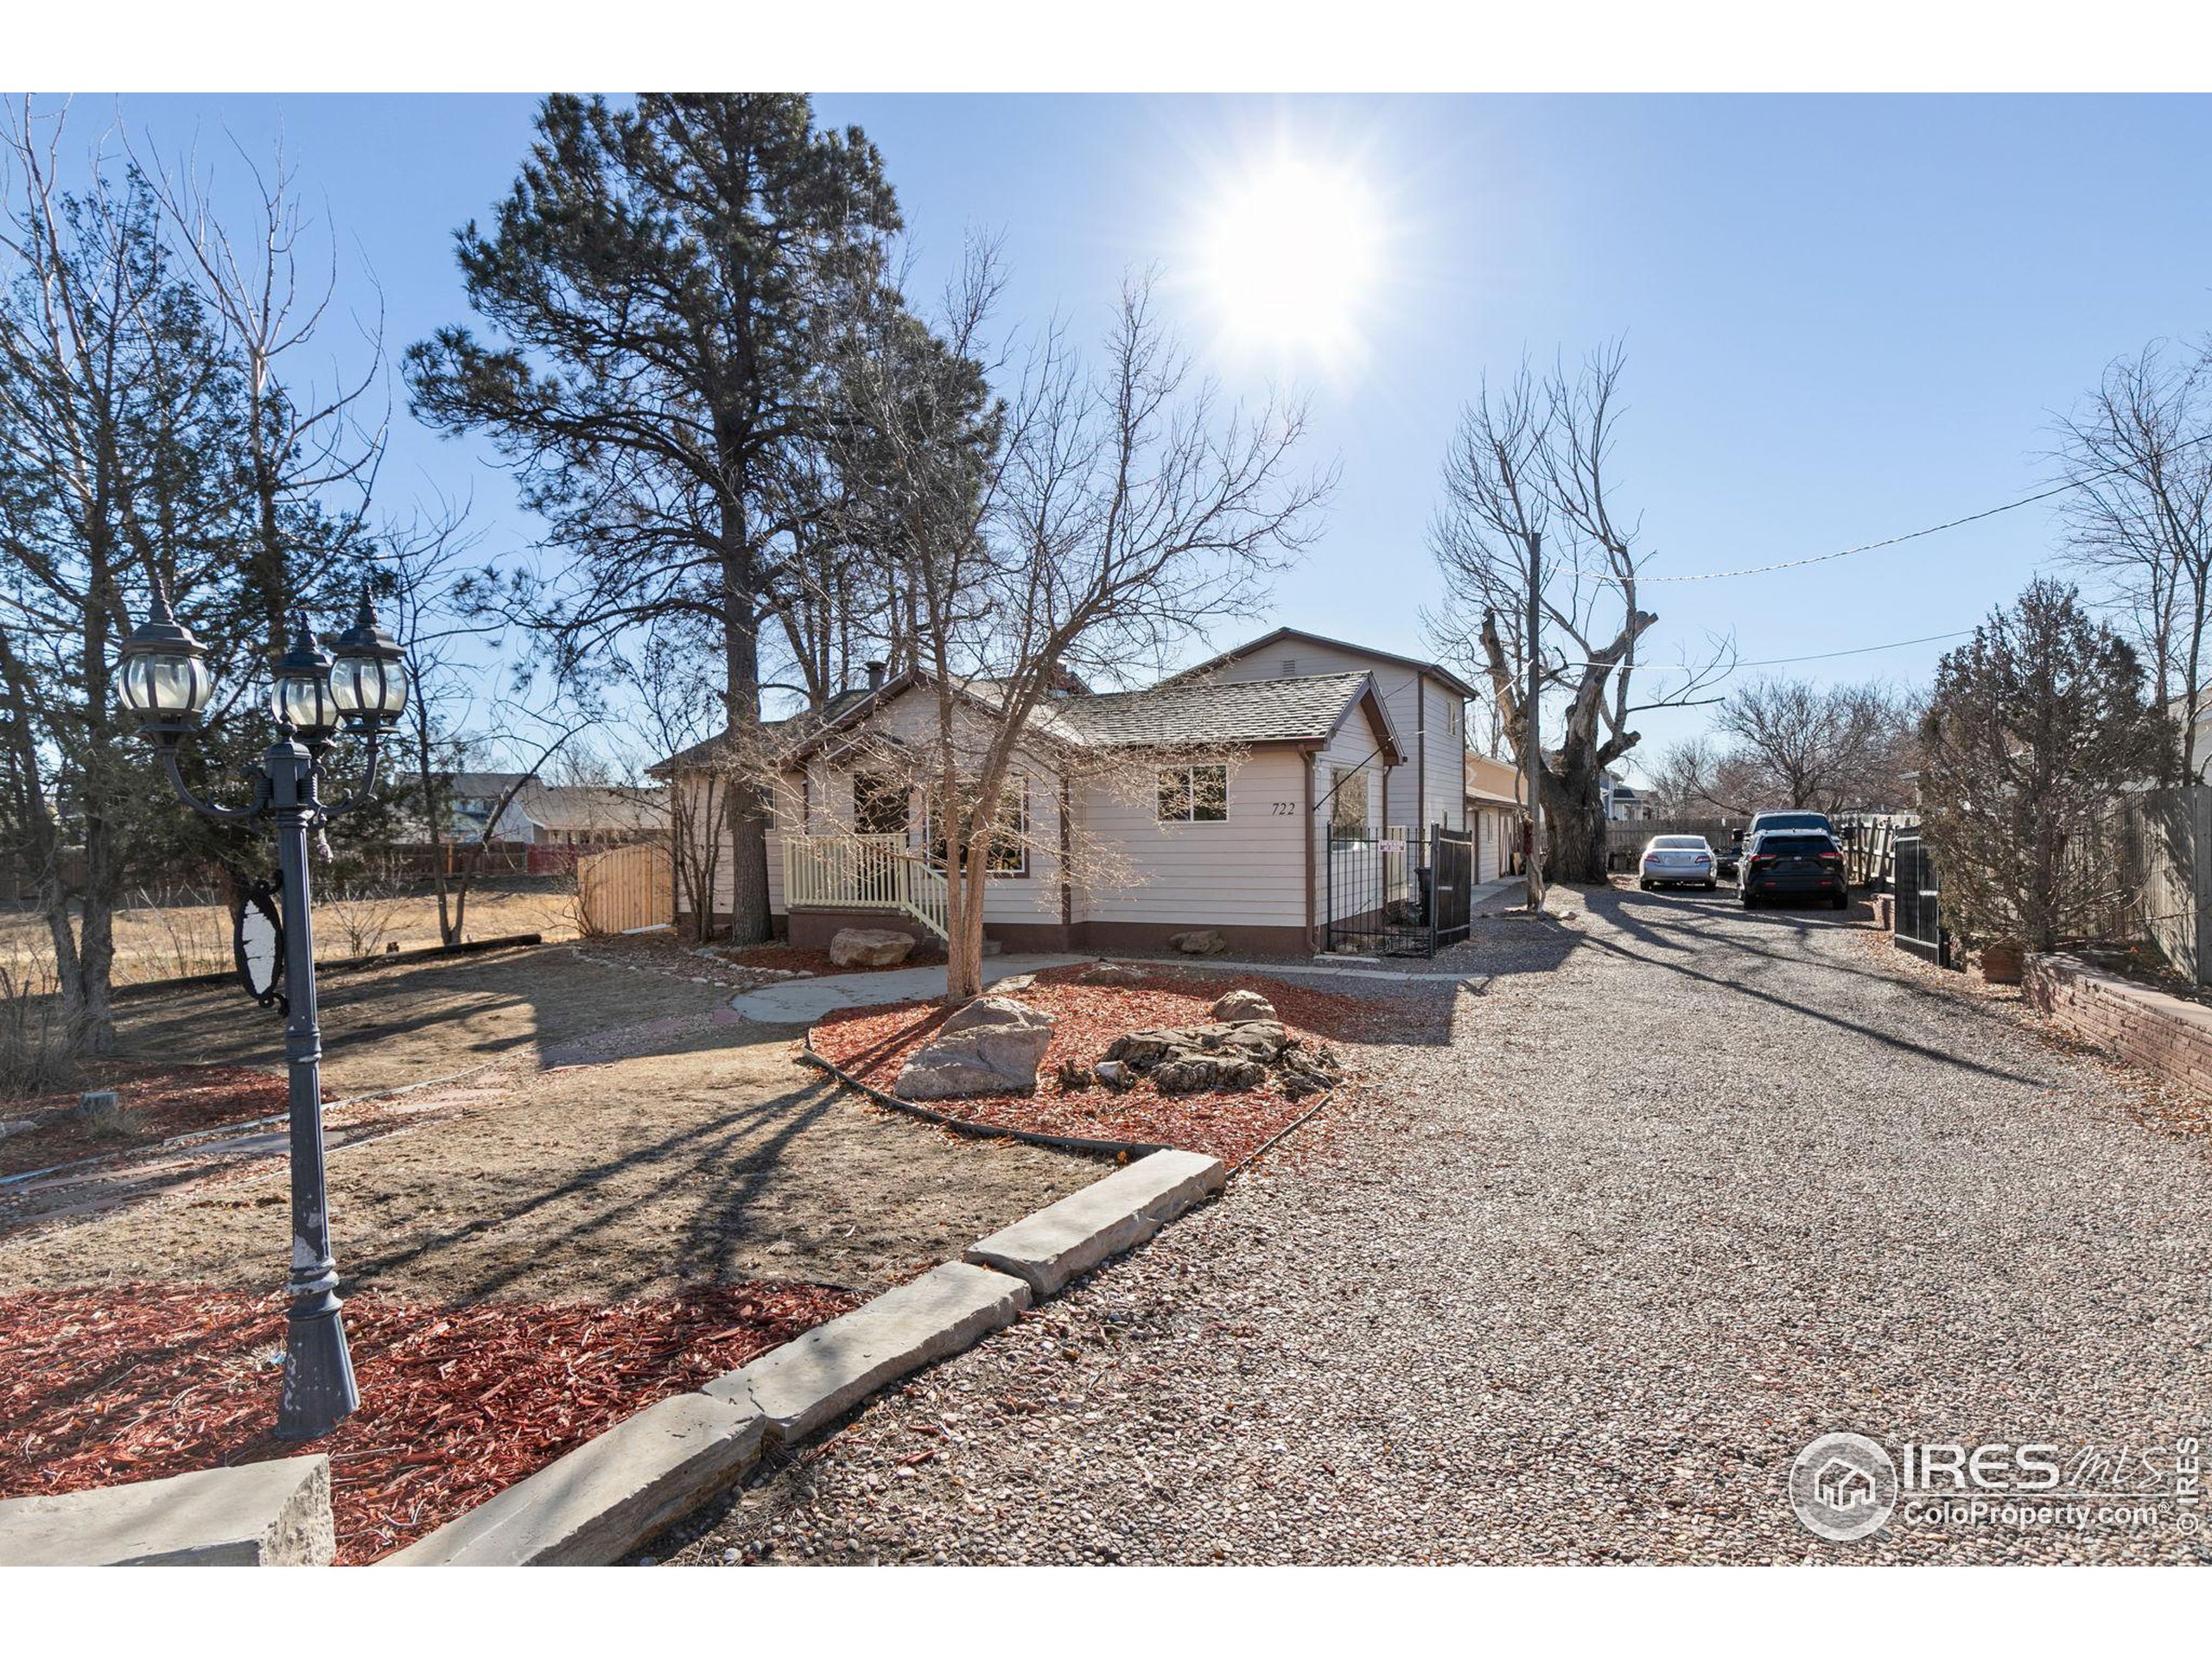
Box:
118 576 409 1440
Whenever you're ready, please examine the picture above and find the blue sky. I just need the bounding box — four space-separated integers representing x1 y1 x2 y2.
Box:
93 93 2212 774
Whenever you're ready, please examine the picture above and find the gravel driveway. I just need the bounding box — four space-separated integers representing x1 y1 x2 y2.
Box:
658 887 2212 1564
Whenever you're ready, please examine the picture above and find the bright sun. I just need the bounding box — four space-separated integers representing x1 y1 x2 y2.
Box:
1198 156 1383 367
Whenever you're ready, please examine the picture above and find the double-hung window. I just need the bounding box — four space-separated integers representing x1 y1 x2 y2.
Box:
1158 764 1228 823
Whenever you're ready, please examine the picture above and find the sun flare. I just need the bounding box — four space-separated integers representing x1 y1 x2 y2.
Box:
1196 154 1384 368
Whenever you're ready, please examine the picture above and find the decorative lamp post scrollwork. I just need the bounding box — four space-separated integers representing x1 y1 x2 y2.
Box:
118 577 409 1440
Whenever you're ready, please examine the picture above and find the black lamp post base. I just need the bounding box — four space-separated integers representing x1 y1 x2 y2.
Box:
275 1304 360 1441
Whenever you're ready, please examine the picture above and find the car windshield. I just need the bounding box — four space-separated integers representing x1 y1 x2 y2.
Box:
1754 814 1827 830
1758 836 1834 855
1649 837 1707 849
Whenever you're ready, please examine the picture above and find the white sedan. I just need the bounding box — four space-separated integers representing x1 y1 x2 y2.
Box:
1638 835 1717 891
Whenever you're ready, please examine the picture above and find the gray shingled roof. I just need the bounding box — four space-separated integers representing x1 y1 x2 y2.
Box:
657 670 1395 772
1055 672 1375 748
652 688 873 775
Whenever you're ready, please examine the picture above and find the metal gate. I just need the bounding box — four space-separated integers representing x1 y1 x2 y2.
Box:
1891 833 1952 967
1323 825 1473 958
1430 826 1473 949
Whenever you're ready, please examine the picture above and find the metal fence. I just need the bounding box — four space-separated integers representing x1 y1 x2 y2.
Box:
1891 833 1951 966
1324 825 1474 958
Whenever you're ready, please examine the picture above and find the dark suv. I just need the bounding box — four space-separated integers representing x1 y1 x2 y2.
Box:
1740 831 1849 910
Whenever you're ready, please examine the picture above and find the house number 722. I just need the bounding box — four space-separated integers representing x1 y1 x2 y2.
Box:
1271 802 1295 814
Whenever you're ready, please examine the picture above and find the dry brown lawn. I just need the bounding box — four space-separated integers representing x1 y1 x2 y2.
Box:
0 887 582 988
1 942 1099 1303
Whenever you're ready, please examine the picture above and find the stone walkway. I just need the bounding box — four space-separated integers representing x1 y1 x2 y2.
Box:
660 885 2212 1564
724 955 1091 1024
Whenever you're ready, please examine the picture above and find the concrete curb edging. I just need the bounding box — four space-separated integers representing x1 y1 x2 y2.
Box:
375 1156 1230 1567
0 1453 334 1566
382 1394 765 1567
702 1262 1031 1445
965 1149 1226 1296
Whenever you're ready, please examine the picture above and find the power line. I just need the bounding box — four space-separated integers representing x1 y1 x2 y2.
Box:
1611 429 2212 586
1730 627 1975 667
1560 625 1976 674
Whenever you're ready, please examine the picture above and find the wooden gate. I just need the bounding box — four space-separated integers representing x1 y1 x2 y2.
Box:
577 843 673 936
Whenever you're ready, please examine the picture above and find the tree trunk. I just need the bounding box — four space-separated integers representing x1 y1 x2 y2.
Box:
1544 753 1610 887
721 491 772 945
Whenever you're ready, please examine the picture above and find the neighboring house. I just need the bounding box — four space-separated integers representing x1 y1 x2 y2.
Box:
655 628 1480 955
1464 751 1525 882
503 782 670 848
1604 774 1658 822
2164 693 2212 779
444 772 669 847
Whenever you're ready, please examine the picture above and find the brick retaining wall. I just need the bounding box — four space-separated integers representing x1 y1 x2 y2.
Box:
2023 952 2212 1096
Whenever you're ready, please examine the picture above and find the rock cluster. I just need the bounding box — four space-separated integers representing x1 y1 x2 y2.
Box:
1166 930 1228 957
1084 988 1340 1098
894 996 1057 1100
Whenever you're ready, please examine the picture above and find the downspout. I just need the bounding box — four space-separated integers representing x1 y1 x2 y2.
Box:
1302 748 1317 951
1058 773 1073 941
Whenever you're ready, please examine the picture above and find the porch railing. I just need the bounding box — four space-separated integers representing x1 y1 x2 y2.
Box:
782 832 949 940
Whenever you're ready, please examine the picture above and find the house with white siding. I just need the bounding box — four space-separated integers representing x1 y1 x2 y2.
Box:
657 628 1485 957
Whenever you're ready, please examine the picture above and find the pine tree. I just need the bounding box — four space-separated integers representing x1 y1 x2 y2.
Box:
406 94 904 943
1919 579 2176 950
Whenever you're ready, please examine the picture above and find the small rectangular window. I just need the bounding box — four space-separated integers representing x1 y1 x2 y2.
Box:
1331 766 1370 837
1158 764 1228 823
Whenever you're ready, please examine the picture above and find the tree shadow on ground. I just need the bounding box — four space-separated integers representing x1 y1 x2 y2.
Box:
1572 891 2046 1089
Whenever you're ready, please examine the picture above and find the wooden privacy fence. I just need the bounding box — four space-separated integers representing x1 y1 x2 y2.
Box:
1833 812 1919 891
576 843 673 936
2060 785 2212 983
1605 817 1743 870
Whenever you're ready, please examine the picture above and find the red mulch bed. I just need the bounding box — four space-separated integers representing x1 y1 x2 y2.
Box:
1 1065 294 1179
809 965 1385 1166
0 1281 861 1563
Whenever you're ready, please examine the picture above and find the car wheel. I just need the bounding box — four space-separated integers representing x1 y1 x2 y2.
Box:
1832 891 1850 910
1740 890 1757 908
1639 880 1652 891
1704 880 1717 891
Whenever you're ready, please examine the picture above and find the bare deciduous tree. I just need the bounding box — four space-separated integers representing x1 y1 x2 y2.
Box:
835 256 1328 1001
2054 340 2212 782
140 130 385 659
1427 344 1729 882
1700 676 1919 814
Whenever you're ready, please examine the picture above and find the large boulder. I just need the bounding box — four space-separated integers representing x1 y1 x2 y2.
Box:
894 996 1057 1101
829 927 916 969
1211 988 1277 1024
1167 930 1228 957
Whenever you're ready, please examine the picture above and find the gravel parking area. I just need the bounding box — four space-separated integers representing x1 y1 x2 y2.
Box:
658 885 2212 1565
